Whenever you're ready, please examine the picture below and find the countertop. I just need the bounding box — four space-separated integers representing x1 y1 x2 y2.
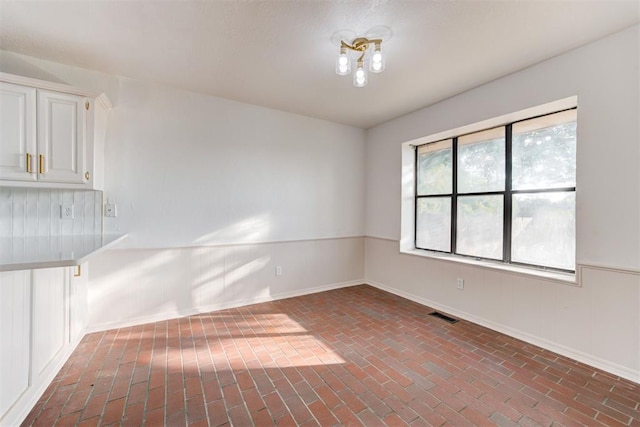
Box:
0 234 127 272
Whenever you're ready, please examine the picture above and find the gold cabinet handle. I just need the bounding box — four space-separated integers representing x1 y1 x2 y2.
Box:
74 265 82 277
85 171 90 180
26 153 33 174
39 154 44 174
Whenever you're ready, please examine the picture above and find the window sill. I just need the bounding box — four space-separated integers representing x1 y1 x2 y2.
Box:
400 247 577 285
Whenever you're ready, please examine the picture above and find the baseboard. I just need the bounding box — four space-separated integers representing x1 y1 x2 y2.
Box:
365 279 640 385
86 279 364 334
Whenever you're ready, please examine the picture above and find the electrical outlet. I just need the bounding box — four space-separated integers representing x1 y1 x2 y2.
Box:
275 266 282 277
456 278 464 290
60 204 74 219
105 203 117 217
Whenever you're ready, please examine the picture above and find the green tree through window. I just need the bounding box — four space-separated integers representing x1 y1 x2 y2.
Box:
415 109 576 271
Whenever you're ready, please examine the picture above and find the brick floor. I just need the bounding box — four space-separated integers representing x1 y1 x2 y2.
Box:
22 285 640 426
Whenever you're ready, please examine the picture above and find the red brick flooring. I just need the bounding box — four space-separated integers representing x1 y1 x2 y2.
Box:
23 285 640 426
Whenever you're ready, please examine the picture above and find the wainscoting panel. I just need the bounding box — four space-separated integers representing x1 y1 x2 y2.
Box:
86 237 365 331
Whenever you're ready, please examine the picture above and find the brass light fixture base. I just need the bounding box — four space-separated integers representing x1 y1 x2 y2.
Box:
341 37 382 61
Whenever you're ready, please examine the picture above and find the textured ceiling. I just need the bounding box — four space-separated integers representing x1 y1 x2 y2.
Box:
0 1 638 128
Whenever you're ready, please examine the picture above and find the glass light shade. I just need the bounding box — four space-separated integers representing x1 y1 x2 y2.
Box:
336 49 350 76
353 62 367 87
369 42 385 73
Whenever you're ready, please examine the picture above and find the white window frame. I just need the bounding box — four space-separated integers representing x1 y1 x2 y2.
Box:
400 96 578 284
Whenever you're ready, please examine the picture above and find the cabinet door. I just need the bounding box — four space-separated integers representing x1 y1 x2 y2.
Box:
37 90 87 184
0 271 31 418
31 268 67 382
0 82 37 181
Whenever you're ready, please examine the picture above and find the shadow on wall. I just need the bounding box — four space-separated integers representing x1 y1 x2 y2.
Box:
86 215 363 330
192 215 271 246
0 51 68 83
87 215 275 327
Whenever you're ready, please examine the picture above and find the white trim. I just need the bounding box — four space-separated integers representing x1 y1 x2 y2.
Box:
1 180 96 190
577 262 640 276
85 279 364 333
372 236 579 285
368 236 640 281
95 93 112 110
399 97 581 286
403 96 578 147
0 72 111 109
401 247 577 285
104 235 365 252
365 279 640 385
366 235 397 243
575 264 640 289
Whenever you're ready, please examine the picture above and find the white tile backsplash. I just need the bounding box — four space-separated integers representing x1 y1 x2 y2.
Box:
0 189 10 236
0 187 103 238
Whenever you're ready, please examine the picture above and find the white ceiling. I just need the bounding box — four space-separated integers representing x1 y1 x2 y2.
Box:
1 1 638 128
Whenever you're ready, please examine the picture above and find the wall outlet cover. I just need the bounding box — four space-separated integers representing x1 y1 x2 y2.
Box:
105 203 117 217
60 204 74 219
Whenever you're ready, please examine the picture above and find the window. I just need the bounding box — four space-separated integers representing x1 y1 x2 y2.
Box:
415 109 576 272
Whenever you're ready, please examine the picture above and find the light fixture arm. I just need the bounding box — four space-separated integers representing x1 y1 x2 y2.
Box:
335 35 385 87
340 38 382 62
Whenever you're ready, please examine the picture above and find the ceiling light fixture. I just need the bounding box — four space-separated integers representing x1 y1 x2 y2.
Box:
335 37 385 88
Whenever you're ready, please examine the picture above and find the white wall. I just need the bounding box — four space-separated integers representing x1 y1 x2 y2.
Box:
0 51 365 247
364 25 640 382
104 77 364 248
0 51 366 328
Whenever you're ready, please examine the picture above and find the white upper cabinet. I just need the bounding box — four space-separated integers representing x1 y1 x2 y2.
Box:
37 90 87 184
0 73 110 190
0 82 37 182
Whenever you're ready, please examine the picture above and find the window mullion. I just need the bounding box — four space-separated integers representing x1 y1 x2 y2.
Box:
414 145 418 248
503 124 513 263
451 137 457 254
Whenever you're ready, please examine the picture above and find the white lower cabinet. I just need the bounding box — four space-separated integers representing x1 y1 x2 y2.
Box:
0 265 88 425
31 268 68 384
0 270 31 419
